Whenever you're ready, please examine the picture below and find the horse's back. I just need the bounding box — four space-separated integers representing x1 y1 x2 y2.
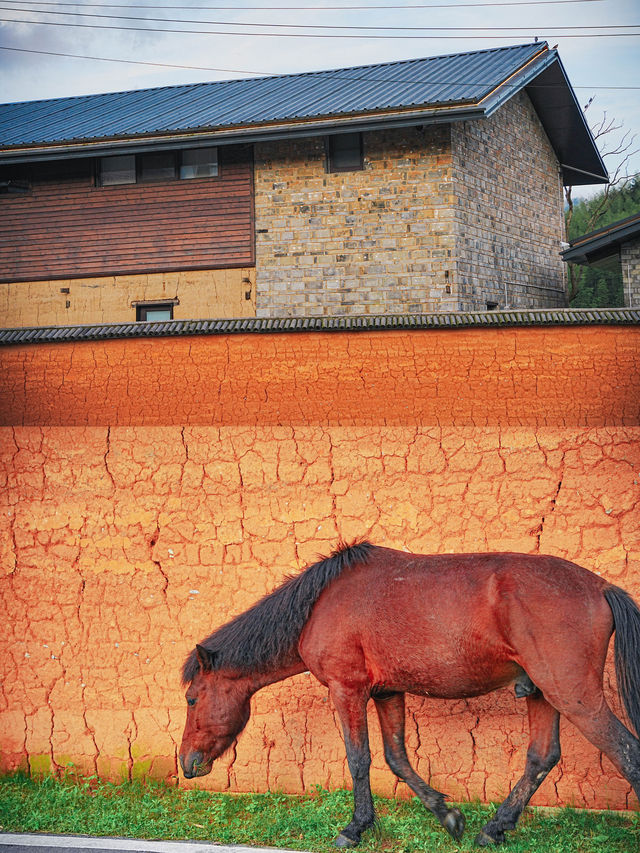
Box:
299 548 612 699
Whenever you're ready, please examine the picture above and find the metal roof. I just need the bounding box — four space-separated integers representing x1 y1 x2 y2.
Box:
0 42 607 184
562 211 640 265
1 309 637 347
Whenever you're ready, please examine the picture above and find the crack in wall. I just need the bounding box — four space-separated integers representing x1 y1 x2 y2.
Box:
536 444 566 553
103 427 116 492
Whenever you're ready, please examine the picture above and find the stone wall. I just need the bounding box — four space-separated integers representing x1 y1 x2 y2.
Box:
451 92 566 310
254 95 566 316
1 322 639 812
254 126 457 317
621 236 640 307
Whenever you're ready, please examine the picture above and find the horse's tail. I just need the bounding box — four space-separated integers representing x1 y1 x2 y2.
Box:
604 585 640 737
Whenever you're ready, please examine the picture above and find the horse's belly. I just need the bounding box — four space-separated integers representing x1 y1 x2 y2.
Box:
366 653 520 699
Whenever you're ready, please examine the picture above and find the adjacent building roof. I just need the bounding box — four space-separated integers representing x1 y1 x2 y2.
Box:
562 211 640 265
1 308 638 347
0 41 607 184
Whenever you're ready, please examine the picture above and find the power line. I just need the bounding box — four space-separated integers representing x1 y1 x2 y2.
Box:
0 43 268 74
3 5 639 32
2 43 639 89
1 15 638 37
0 0 608 9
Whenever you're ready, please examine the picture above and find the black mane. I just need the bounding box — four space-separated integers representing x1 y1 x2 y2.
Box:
182 540 375 684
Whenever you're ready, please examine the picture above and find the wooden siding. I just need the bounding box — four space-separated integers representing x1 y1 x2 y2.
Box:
0 146 254 283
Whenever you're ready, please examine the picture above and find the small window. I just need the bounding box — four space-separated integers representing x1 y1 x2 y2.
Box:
327 133 363 173
180 147 218 179
140 152 176 182
136 303 174 322
486 301 499 311
99 155 136 186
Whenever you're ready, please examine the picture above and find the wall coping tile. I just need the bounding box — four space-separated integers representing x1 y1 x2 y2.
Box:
1 308 639 346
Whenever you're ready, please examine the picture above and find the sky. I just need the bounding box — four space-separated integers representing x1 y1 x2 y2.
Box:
0 0 638 197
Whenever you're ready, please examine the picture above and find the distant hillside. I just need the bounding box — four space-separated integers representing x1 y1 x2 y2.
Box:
566 177 640 307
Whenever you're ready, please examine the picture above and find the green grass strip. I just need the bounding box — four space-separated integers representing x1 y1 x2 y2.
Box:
1 772 638 852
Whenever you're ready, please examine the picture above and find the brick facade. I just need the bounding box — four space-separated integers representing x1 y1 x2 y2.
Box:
254 125 457 316
254 92 566 316
621 236 640 307
452 92 566 309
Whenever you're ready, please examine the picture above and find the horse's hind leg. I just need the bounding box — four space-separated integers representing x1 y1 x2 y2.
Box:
476 693 560 846
373 692 465 842
559 699 640 801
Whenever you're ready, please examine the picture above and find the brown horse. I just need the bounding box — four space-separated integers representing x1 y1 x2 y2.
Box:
179 542 640 847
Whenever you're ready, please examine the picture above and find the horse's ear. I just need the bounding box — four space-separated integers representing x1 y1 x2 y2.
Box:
195 644 217 672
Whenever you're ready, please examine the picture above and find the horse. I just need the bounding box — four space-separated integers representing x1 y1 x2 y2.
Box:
179 541 640 847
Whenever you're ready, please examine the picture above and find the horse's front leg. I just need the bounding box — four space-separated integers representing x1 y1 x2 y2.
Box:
374 691 465 842
329 682 375 848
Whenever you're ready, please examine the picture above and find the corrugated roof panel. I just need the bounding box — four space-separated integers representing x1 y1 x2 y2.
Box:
0 42 545 147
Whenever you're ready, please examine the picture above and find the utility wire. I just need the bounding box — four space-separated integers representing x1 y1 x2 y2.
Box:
2 5 638 31
2 43 639 89
1 15 638 36
0 0 608 8
0 43 271 74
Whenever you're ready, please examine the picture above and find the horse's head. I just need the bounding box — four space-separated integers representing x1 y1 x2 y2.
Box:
179 645 252 779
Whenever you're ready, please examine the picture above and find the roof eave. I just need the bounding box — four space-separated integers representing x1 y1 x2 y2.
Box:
524 53 608 186
0 102 487 165
562 215 640 263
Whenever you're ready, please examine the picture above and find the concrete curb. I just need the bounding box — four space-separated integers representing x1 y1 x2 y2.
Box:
0 834 308 853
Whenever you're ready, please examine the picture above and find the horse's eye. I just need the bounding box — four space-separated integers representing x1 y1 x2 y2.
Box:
187 697 196 707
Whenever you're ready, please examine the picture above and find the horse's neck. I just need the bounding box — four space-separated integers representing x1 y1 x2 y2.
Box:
250 653 308 693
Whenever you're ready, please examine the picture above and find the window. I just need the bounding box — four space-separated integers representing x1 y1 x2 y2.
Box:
99 147 218 187
180 147 218 179
326 133 363 173
0 179 30 195
99 154 136 186
140 152 176 182
136 302 174 322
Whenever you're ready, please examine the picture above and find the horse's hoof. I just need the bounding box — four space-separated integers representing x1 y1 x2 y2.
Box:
444 807 465 841
335 833 358 848
475 829 504 846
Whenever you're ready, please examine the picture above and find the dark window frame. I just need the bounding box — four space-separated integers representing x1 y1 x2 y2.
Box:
138 151 178 183
97 154 137 187
179 146 219 180
135 301 175 322
326 132 364 173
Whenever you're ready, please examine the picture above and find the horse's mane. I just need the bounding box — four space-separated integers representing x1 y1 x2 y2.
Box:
181 540 375 684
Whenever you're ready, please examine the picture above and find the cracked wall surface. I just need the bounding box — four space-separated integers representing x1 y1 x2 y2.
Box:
1 326 639 812
1 326 639 427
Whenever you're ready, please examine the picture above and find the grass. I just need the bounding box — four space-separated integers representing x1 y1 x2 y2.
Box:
0 772 638 853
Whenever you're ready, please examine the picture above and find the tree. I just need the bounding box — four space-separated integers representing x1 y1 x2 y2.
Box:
566 178 640 308
564 109 638 304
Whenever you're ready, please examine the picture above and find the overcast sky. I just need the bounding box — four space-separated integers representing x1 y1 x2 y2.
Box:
1 0 638 197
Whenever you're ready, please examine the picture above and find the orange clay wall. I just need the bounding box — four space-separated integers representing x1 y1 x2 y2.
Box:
1 325 640 812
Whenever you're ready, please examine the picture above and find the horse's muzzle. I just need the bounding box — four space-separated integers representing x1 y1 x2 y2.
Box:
179 750 212 778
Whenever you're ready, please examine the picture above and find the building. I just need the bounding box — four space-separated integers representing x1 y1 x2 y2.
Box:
562 211 640 307
0 41 607 327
